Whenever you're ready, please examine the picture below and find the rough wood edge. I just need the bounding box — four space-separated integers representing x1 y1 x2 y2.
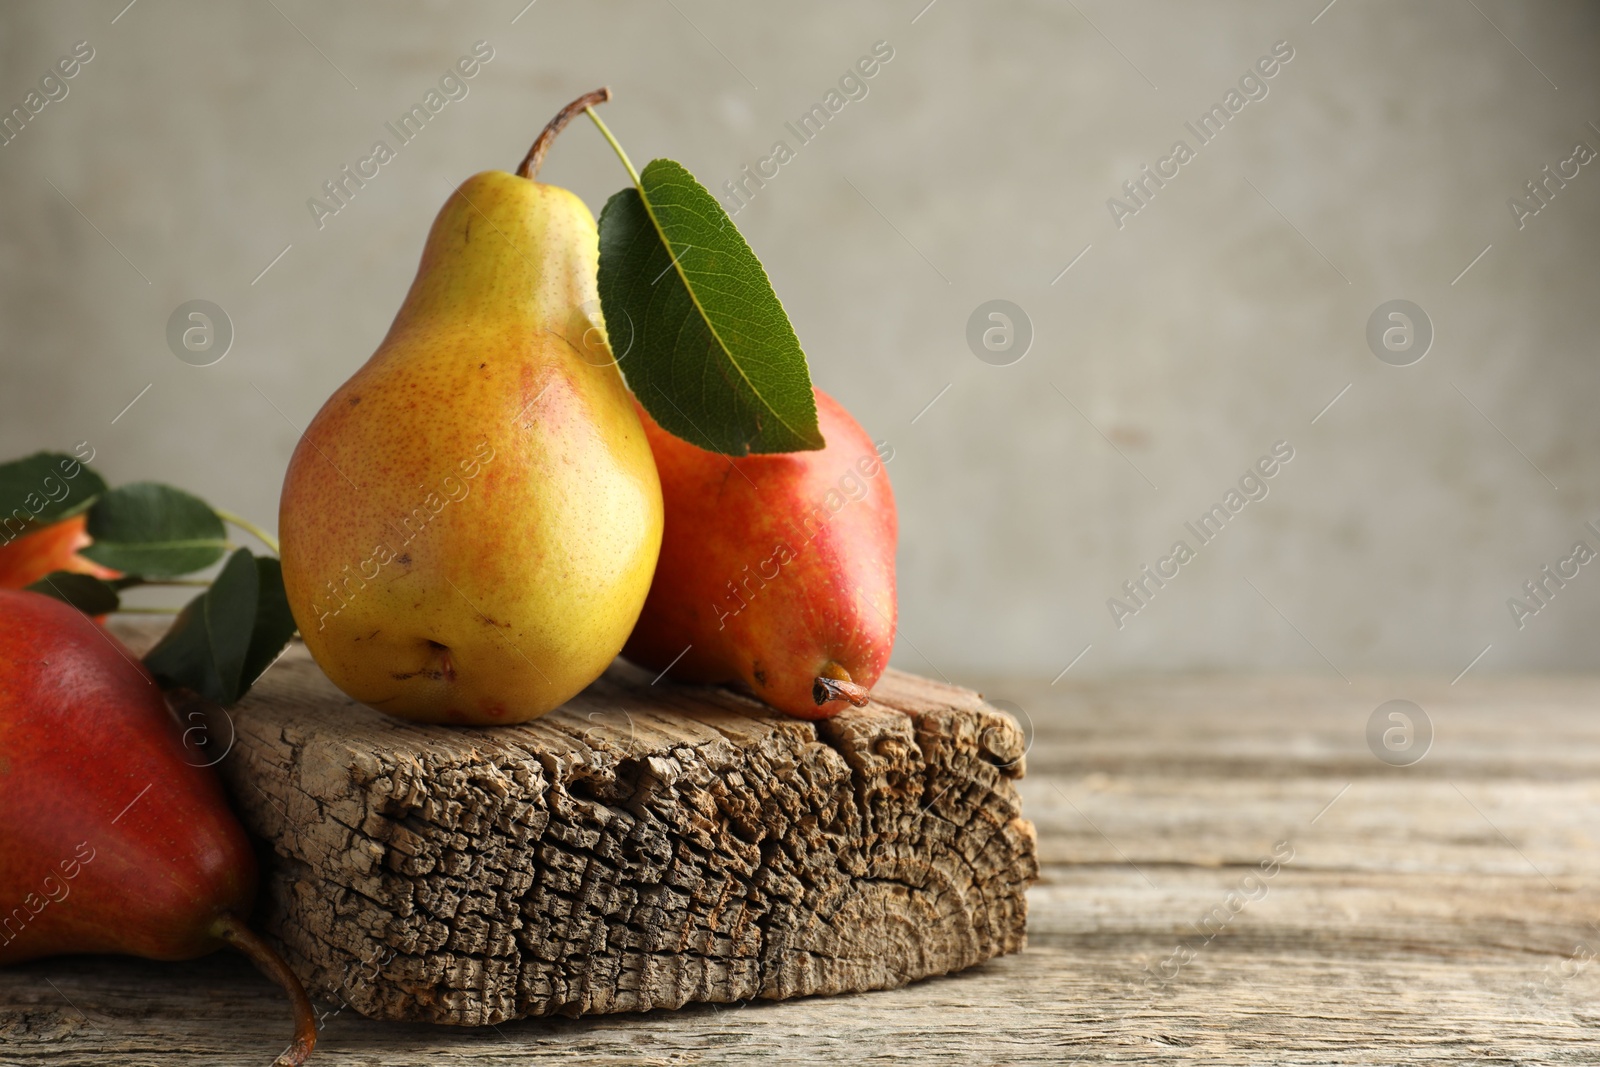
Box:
217 652 1038 1024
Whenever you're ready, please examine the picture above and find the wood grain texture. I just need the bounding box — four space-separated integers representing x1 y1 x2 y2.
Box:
209 645 1033 1025
2 663 1596 1065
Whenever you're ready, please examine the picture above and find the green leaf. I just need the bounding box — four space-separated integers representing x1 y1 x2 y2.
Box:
242 555 297 685
597 158 824 455
143 596 224 702
81 482 227 577
143 548 298 706
204 549 258 700
0 451 107 529
25 571 121 615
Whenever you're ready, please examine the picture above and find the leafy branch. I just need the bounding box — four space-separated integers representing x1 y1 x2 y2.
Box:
2 451 295 705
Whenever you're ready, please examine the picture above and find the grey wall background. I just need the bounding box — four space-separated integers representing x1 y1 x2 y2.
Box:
2 1 1598 681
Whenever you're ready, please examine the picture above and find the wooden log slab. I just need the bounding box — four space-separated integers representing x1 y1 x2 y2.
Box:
214 644 1037 1026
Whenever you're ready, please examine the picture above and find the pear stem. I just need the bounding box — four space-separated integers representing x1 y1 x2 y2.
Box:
813 675 871 708
211 913 317 1067
518 87 613 181
215 509 280 554
584 103 643 189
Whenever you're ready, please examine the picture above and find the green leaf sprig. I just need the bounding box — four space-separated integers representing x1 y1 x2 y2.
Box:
524 89 825 456
142 550 296 707
0 451 296 706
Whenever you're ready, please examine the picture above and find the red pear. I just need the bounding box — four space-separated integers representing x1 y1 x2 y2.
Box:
0 514 119 589
623 389 897 719
0 589 315 1065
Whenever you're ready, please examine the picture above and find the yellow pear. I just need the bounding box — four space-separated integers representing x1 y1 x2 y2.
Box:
278 92 662 724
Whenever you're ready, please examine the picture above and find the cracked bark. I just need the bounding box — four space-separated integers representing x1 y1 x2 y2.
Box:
217 647 1037 1025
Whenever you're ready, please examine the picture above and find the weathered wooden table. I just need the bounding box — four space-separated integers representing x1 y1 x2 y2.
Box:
2 672 1596 1064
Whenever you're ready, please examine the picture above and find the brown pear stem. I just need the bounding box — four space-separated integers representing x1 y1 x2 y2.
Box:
813 675 871 707
211 913 317 1066
517 87 612 180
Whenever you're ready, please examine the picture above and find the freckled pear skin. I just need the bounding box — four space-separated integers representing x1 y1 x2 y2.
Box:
278 168 663 725
622 390 897 720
